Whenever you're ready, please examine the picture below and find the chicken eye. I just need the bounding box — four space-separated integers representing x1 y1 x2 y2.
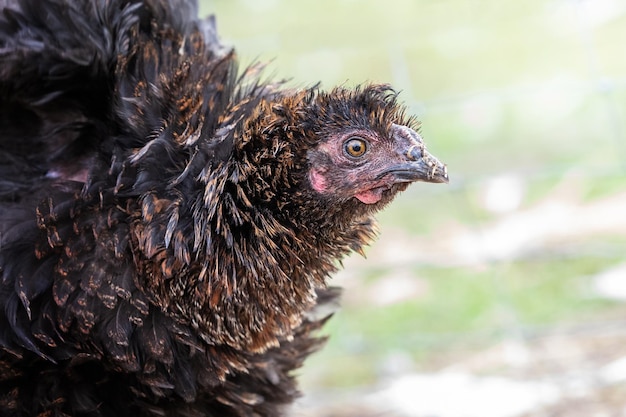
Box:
344 137 368 158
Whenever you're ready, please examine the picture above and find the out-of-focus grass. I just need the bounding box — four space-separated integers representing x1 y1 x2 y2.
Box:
303 252 625 388
199 0 626 390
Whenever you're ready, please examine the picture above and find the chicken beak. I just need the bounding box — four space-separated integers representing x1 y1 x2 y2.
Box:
384 123 449 184
403 145 449 184
380 152 448 184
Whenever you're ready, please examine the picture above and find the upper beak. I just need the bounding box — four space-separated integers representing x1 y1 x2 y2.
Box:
402 145 449 184
381 124 449 184
379 153 448 184
398 151 449 183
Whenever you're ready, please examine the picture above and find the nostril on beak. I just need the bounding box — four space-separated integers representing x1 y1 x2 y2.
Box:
406 144 423 161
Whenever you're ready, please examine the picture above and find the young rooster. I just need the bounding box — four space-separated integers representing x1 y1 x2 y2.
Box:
0 0 448 415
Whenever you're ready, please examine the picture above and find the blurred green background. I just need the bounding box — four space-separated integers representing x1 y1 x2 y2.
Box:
200 0 626 414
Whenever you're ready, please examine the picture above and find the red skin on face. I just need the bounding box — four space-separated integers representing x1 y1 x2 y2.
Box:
309 167 386 204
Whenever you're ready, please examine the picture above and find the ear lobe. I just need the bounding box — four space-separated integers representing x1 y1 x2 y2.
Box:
309 168 328 193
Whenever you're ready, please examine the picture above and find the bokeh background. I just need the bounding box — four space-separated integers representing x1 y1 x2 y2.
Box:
200 1 626 415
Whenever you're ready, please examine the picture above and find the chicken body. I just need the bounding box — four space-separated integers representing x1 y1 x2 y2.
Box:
0 0 447 416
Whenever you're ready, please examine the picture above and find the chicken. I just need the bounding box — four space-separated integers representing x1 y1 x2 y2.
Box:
0 0 448 416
